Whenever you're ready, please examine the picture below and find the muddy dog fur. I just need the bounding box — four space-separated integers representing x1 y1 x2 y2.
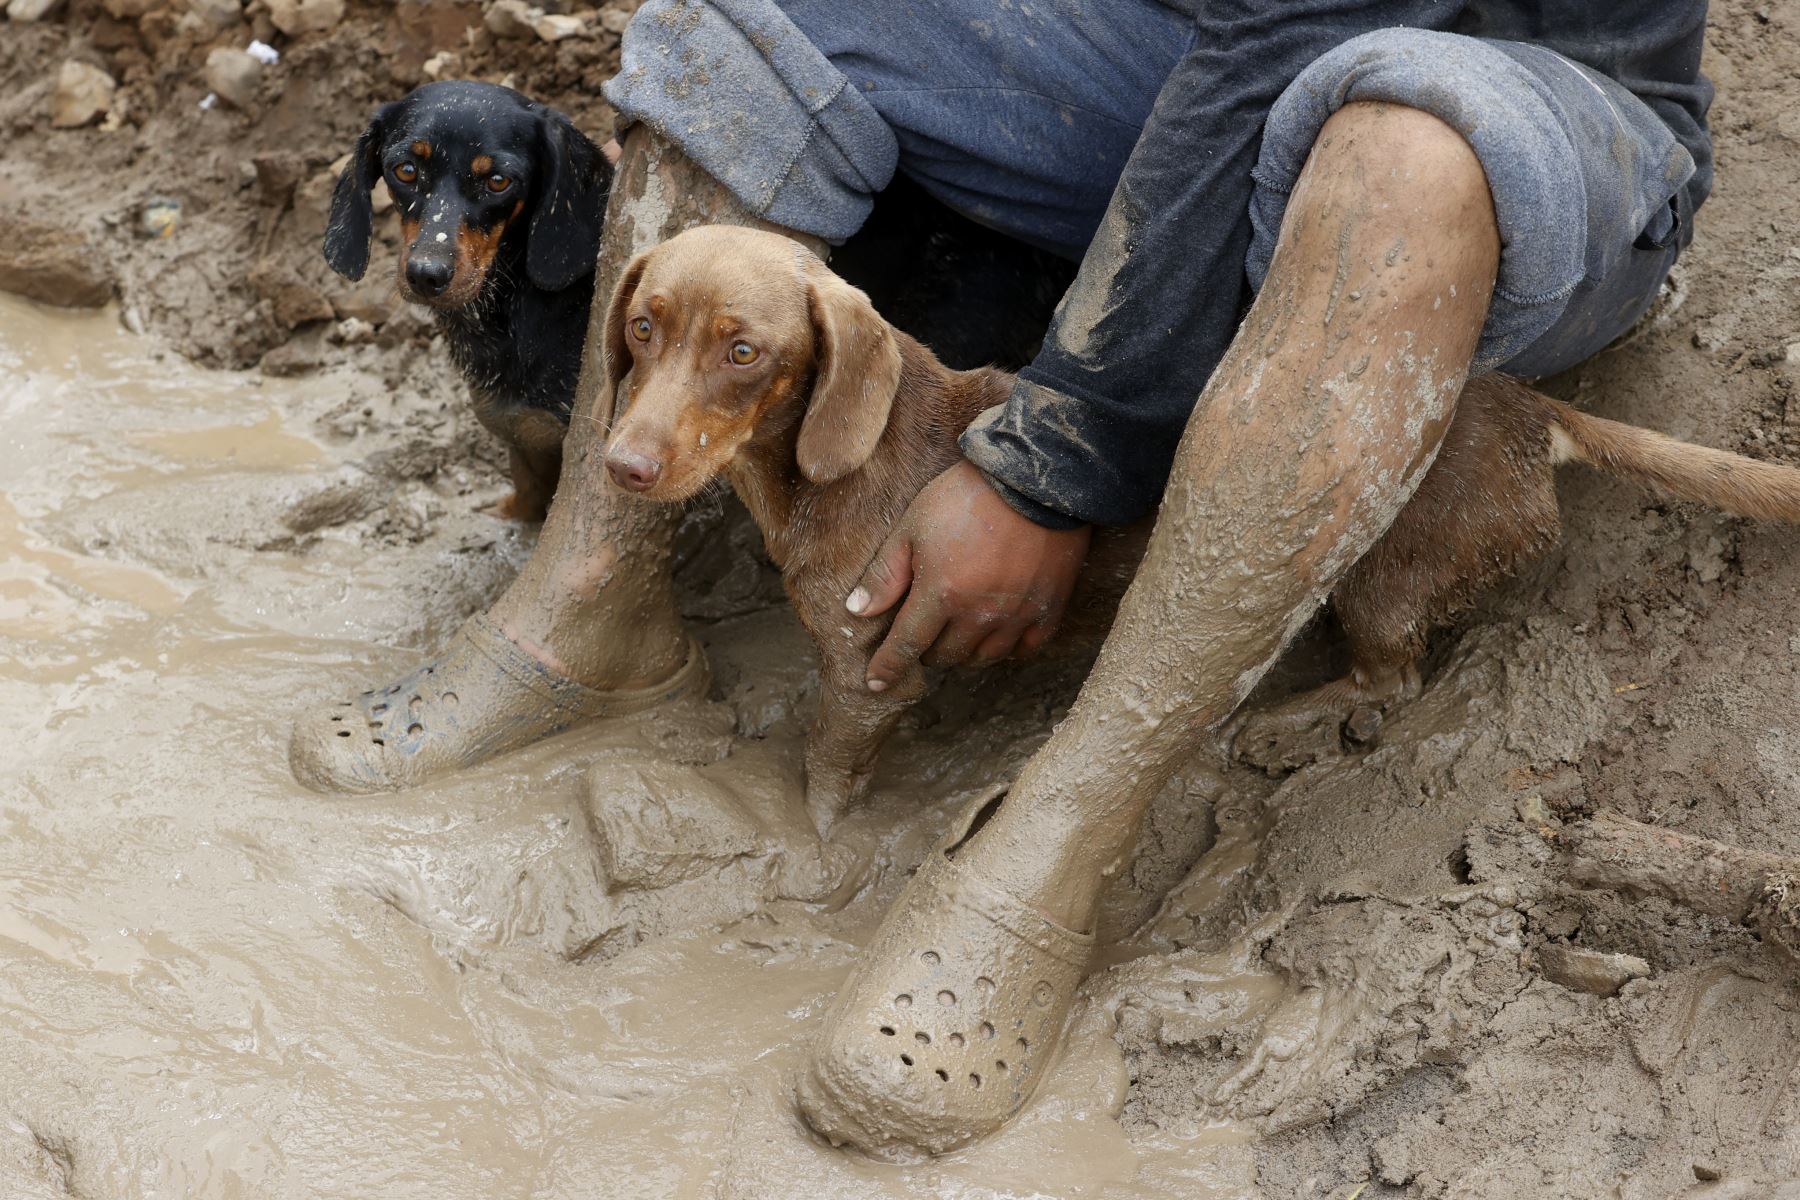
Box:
324 80 610 521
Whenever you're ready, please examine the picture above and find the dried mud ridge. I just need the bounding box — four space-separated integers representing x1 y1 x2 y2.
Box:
4 0 1800 1197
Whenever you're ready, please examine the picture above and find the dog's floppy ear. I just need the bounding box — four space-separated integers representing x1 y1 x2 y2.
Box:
796 264 904 485
600 249 652 420
323 101 398 281
528 106 609 291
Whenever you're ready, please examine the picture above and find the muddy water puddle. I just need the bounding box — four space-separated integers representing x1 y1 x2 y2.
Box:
0 295 1271 1197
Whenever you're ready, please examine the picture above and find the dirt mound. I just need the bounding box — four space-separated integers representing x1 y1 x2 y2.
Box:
0 0 634 368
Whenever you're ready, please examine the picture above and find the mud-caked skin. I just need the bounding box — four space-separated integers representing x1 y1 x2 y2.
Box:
324 80 612 521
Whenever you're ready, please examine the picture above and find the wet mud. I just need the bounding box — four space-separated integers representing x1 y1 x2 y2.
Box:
5 0 1800 1196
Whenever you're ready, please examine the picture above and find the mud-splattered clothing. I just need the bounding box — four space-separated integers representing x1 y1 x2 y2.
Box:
605 0 1713 528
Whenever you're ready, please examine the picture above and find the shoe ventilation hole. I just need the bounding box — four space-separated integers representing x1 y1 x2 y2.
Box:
914 1032 930 1046
937 990 956 1006
969 1074 982 1089
879 1026 895 1036
407 724 422 736
895 994 912 1008
921 950 939 965
934 1069 948 1082
980 1022 996 1039
900 1054 913 1067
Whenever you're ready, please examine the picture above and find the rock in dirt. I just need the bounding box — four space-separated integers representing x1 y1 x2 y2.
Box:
484 0 535 38
185 0 243 30
249 260 334 328
0 213 114 307
252 152 303 206
203 47 261 109
533 11 583 40
1536 943 1650 996
266 0 343 36
50 60 116 128
6 0 65 20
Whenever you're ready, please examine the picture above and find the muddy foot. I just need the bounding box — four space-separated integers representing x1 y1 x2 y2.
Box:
797 805 1093 1158
289 614 708 793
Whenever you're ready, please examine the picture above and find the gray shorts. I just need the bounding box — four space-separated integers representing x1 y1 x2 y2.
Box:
605 0 1699 378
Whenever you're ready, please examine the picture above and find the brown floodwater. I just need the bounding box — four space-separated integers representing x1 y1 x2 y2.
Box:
0 294 1273 1198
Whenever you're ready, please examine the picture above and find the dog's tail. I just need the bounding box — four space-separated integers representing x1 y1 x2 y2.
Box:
1543 396 1800 522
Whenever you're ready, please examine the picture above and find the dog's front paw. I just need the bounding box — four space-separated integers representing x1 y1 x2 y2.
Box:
1232 703 1349 775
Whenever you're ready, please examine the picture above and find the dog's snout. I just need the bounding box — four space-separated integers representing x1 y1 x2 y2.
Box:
605 447 663 493
406 256 454 297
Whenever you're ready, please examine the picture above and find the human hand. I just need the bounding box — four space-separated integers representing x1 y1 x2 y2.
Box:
846 460 1091 692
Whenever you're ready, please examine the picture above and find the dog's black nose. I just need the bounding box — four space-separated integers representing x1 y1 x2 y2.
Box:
406 257 454 298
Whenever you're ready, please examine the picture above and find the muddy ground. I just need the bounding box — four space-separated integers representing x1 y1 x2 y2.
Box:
2 1 1799 1197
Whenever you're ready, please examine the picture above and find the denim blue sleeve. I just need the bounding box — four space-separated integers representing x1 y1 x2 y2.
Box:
960 2 1466 529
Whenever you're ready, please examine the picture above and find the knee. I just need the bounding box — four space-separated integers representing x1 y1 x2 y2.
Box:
1306 101 1493 225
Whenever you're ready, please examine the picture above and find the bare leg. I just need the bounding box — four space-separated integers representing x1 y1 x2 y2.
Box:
956 101 1499 927
290 129 824 792
799 101 1501 1153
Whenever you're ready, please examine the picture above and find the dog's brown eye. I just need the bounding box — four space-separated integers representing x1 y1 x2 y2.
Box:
729 341 759 365
485 174 511 194
393 162 417 184
630 317 651 342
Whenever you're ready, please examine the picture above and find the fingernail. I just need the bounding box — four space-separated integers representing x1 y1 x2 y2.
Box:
866 678 887 693
846 587 869 614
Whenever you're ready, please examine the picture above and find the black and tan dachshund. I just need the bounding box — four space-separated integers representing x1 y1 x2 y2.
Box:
325 80 607 520
325 80 1073 521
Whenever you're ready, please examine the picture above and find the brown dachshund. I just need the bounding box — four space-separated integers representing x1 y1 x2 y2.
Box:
601 226 1800 827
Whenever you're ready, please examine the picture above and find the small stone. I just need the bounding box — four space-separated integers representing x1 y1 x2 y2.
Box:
1537 944 1650 996
1694 1162 1724 1183
1343 705 1382 745
597 5 629 33
260 336 325 377
252 151 303 205
421 50 461 79
266 0 343 36
1784 341 1800 365
6 0 66 21
532 11 582 39
484 0 537 38
328 316 376 344
100 0 154 16
0 214 114 307
1516 792 1558 833
50 60 116 128
183 0 242 30
250 260 334 328
203 47 261 109
1686 530 1729 584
